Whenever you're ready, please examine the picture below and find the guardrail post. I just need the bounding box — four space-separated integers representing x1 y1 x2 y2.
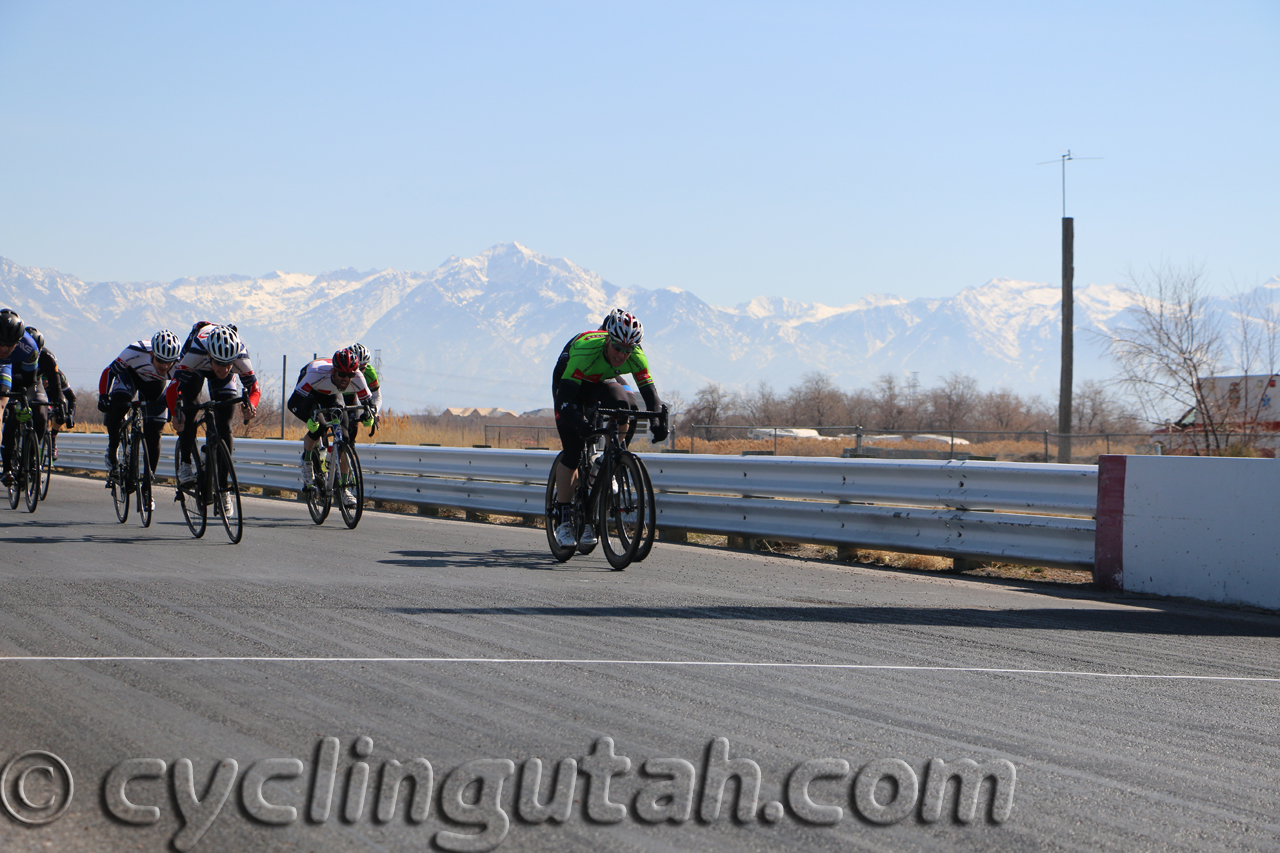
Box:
659 527 688 543
417 505 438 517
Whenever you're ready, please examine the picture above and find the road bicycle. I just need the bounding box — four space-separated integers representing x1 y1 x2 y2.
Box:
108 399 156 528
4 399 50 513
544 406 663 570
303 404 372 529
174 394 248 544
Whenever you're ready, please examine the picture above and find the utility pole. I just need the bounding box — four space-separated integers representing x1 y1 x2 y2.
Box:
1038 150 1100 463
1060 216 1073 463
281 354 287 439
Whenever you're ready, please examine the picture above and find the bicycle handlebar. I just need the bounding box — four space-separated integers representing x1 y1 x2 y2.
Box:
591 407 665 420
190 394 249 412
316 403 378 437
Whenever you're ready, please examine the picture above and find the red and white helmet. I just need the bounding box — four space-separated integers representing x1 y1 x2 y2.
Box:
331 348 358 373
603 310 643 348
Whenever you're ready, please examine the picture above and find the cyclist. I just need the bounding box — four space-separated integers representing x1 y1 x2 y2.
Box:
340 342 382 445
550 310 668 548
287 348 375 509
41 364 76 461
0 311 56 486
168 324 260 514
100 330 183 490
25 328 74 460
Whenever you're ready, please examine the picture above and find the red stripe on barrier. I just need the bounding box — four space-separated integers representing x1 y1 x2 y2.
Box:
1094 455 1126 591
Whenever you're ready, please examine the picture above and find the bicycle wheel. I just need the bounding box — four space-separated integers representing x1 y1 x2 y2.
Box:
111 440 131 523
598 451 644 570
38 432 52 501
6 433 19 510
632 453 657 562
22 432 40 513
212 440 243 544
544 452 576 562
137 437 153 528
337 443 363 529
177 447 206 538
306 447 331 524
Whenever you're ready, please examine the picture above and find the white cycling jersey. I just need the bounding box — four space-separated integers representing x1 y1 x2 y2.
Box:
175 325 256 380
294 358 373 407
112 341 177 384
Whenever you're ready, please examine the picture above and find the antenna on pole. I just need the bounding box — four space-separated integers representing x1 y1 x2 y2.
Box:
1036 150 1100 463
1036 150 1102 217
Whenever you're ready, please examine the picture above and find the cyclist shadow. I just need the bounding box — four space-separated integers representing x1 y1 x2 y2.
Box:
381 549 614 573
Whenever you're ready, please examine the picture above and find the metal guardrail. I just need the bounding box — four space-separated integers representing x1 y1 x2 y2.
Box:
53 434 1097 570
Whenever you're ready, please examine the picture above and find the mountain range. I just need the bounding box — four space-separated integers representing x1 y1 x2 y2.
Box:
2 244 1276 413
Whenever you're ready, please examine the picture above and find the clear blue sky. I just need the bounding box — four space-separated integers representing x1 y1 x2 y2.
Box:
1 0 1276 306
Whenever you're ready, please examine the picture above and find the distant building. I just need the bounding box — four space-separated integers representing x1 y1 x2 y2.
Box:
1172 375 1279 431
441 407 520 421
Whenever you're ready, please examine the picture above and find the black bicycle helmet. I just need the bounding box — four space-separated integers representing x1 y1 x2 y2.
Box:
0 309 24 346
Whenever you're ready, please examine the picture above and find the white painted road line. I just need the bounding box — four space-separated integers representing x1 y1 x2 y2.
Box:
1 656 1278 682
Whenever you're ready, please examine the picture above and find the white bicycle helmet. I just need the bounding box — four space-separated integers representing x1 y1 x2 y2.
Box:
349 342 371 368
151 329 182 362
603 310 643 348
205 325 242 364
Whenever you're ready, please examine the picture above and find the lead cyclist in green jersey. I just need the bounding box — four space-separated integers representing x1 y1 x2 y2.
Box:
551 310 668 548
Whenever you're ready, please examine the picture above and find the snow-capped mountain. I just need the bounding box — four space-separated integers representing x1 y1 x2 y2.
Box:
3 244 1272 412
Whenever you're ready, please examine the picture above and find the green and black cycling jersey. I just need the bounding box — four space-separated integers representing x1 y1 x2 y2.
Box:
552 330 659 411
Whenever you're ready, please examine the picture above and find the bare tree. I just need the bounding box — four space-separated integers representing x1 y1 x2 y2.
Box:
921 372 980 432
1072 380 1141 435
660 388 688 424
978 387 1052 433
738 381 784 424
787 372 844 430
869 374 908 430
1221 286 1280 444
1103 263 1228 453
677 383 738 440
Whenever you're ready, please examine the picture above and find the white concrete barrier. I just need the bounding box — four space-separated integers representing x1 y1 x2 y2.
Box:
1094 455 1280 609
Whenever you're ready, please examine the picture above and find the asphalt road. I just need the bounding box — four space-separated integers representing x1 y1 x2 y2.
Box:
1 474 1277 852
